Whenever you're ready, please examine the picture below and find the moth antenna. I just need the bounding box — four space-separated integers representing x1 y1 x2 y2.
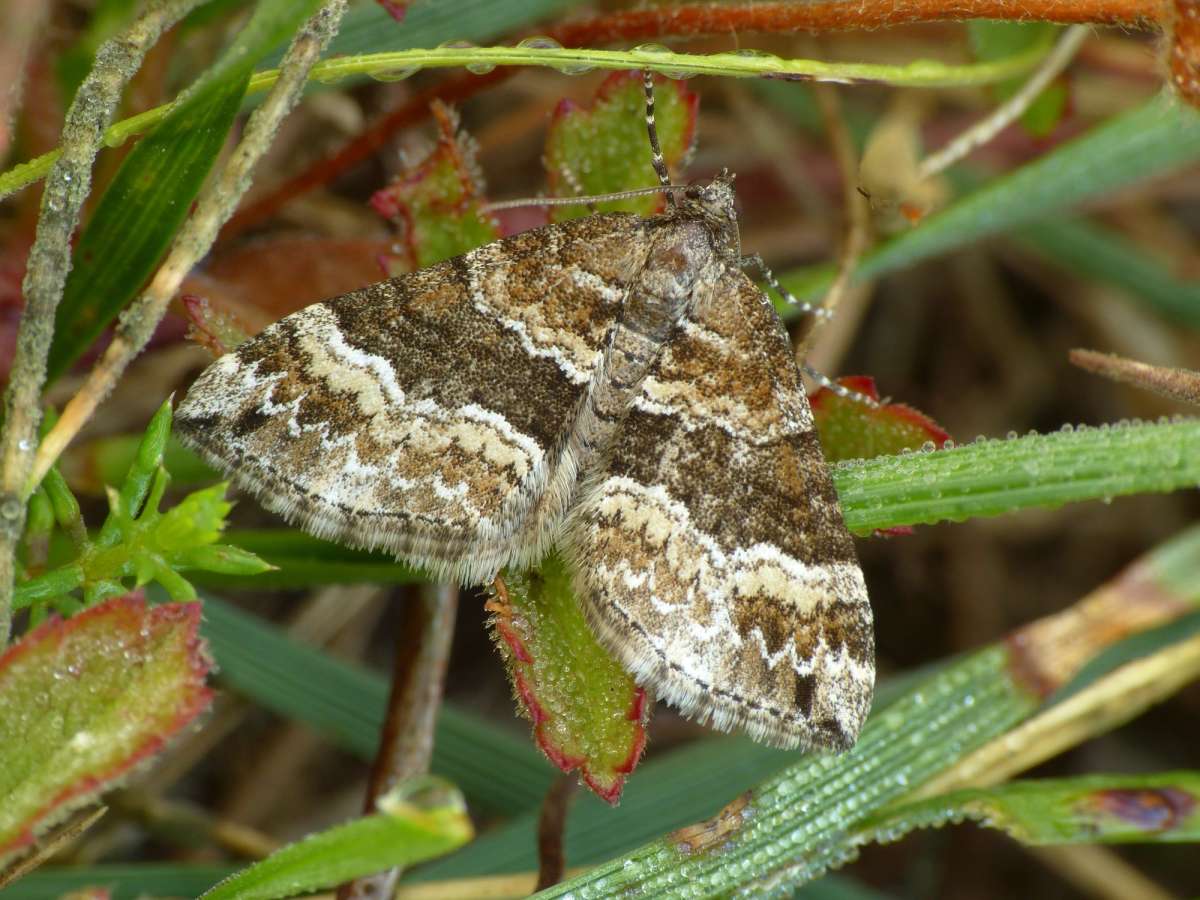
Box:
557 161 598 214
643 70 675 205
482 183 685 213
802 365 881 408
741 254 832 320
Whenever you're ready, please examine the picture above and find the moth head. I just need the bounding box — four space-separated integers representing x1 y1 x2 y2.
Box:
681 171 740 259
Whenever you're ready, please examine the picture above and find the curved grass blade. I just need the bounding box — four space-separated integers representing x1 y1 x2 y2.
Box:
201 777 471 900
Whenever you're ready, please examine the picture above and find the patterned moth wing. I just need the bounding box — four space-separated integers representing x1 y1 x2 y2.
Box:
564 191 874 751
175 213 654 584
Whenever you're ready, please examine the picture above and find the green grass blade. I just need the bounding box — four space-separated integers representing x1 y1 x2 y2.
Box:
196 419 1200 587
47 75 243 382
198 593 554 814
539 645 1033 897
413 735 790 880
201 778 472 900
833 419 1200 535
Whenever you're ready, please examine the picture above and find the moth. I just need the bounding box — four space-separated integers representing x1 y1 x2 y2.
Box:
175 75 874 751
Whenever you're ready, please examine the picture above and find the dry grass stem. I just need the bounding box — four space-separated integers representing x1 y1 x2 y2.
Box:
0 0 202 647
29 1 348 495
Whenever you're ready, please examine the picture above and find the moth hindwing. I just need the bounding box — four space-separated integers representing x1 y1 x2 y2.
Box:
175 89 874 752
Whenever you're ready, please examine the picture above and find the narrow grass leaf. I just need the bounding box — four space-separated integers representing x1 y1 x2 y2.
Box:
201 777 472 900
1018 218 1200 329
46 76 245 382
833 419 1200 535
0 864 237 900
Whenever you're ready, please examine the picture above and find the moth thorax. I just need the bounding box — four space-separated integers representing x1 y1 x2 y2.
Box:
682 176 741 260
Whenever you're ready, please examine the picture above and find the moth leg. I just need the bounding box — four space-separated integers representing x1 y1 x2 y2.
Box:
801 364 881 408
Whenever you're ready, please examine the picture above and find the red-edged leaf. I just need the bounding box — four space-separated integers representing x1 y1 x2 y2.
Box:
0 594 213 866
810 375 951 463
488 556 648 805
544 71 698 220
370 99 499 271
181 293 252 356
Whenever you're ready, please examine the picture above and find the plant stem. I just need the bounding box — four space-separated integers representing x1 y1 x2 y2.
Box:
0 0 200 649
556 0 1163 42
338 583 458 900
28 0 347 495
919 25 1091 179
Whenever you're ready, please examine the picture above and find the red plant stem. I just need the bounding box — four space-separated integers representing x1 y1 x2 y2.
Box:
553 1 1164 43
535 775 576 890
336 582 458 900
221 0 1167 239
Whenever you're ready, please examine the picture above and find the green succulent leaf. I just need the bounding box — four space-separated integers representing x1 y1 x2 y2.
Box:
545 71 697 219
491 554 648 804
0 595 212 867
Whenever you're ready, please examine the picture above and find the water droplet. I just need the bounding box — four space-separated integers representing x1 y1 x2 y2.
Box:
518 35 563 51
370 66 419 82
0 497 20 521
1060 423 1075 433
920 440 936 453
555 59 595 75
